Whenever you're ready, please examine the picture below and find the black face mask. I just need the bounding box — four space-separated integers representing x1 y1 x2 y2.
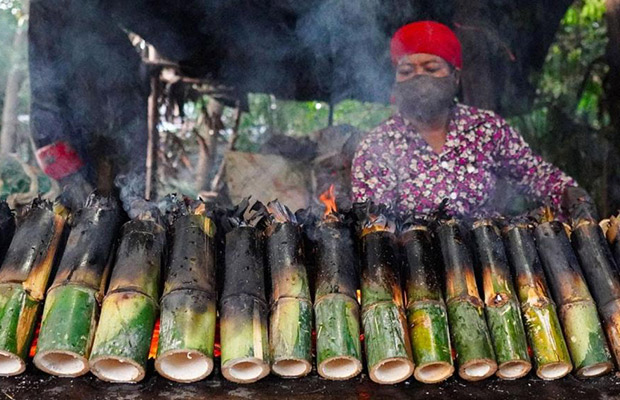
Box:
392 74 458 123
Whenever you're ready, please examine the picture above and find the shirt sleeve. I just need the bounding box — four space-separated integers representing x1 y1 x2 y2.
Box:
350 132 398 207
491 120 576 211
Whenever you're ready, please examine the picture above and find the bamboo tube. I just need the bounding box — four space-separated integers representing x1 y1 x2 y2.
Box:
220 222 270 383
358 211 413 385
571 217 620 369
34 194 122 377
0 201 15 264
535 220 613 378
0 199 66 376
502 221 572 380
401 223 454 384
314 220 362 380
605 215 620 268
265 201 312 378
89 218 165 383
435 218 497 381
471 220 531 380
156 205 217 383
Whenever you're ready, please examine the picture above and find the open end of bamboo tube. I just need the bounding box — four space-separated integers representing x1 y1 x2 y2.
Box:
272 359 312 378
0 352 25 376
318 357 362 380
578 362 613 378
460 359 497 381
156 350 213 383
34 351 89 377
497 360 531 380
223 358 270 383
370 358 414 384
414 362 455 384
537 363 572 380
90 358 144 383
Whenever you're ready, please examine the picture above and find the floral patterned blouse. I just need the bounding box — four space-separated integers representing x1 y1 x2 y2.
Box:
351 103 576 218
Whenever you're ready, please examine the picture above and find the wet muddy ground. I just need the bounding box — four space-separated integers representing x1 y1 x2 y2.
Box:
2 363 620 400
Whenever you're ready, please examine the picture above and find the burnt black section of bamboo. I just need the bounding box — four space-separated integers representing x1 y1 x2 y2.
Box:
50 195 122 291
314 222 358 300
164 214 216 295
266 222 309 301
222 226 266 301
0 202 15 264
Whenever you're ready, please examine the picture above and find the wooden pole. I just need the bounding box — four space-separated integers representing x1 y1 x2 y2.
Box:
145 69 160 201
209 101 241 192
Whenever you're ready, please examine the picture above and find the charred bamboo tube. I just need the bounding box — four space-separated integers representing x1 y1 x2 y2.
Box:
502 222 572 380
156 209 217 383
471 220 531 380
605 215 620 268
220 226 270 383
0 200 66 376
89 218 165 383
265 213 312 378
360 229 414 384
401 224 454 384
0 202 15 264
314 221 362 380
535 221 613 378
571 218 620 369
435 219 497 381
34 195 122 377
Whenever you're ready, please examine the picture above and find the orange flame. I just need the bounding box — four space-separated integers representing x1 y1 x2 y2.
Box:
319 184 337 218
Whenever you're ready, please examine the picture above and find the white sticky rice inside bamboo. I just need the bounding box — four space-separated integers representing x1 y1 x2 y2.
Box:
156 350 213 382
0 351 25 376
90 357 143 383
35 350 89 377
460 359 496 381
579 362 612 378
318 356 362 380
414 361 454 383
537 362 571 380
370 357 414 384
498 360 531 379
223 357 270 383
272 358 312 378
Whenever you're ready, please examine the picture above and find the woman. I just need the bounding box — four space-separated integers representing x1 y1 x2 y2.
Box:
351 20 593 220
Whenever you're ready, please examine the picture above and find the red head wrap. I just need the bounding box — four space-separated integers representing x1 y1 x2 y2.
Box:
390 21 462 69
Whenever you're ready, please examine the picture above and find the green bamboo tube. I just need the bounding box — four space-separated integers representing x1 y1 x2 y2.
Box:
401 224 454 384
89 292 158 383
220 226 270 383
502 221 572 380
0 284 39 375
156 290 216 382
0 200 66 376
156 209 217 383
535 221 613 378
265 210 312 378
571 218 620 369
34 194 122 377
435 219 497 381
472 220 531 380
360 229 414 384
89 218 165 383
314 221 362 380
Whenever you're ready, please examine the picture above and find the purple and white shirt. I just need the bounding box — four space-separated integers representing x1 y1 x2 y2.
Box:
351 103 576 218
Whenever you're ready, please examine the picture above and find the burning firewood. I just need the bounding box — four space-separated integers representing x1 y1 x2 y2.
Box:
89 213 166 383
155 198 218 383
570 215 620 371
34 194 122 377
471 219 531 380
400 216 454 384
435 218 497 381
534 213 613 378
502 219 572 380
356 203 413 384
265 200 312 378
219 199 270 384
313 186 362 380
0 199 66 376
